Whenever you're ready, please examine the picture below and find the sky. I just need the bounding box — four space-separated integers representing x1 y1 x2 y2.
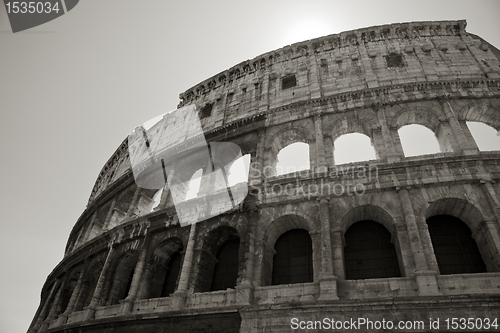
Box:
1 1 500 332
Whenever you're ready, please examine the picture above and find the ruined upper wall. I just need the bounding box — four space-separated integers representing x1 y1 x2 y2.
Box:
178 20 499 127
86 20 500 207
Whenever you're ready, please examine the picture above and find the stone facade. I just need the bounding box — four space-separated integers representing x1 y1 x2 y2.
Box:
29 20 500 333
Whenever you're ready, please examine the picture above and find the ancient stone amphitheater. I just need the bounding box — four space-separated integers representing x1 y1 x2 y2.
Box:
29 20 500 333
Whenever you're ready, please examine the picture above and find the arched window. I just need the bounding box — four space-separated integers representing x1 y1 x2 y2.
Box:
427 215 486 274
106 252 139 305
185 168 203 200
276 143 309 176
160 251 183 297
211 239 240 291
272 229 313 285
466 121 500 151
151 188 163 211
344 221 401 280
227 154 250 187
398 124 441 157
75 264 101 311
333 133 377 165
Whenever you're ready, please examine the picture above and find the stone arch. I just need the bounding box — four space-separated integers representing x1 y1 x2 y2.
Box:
103 250 139 305
260 214 319 286
330 114 375 143
192 225 241 292
425 197 499 271
340 204 407 277
457 100 500 131
393 107 445 155
329 113 380 163
340 204 397 235
56 267 82 315
265 125 314 177
74 259 104 311
392 107 443 133
138 237 184 299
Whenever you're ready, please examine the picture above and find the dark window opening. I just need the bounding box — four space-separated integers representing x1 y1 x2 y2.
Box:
282 75 297 90
120 269 135 301
211 239 240 291
161 252 183 297
272 229 313 285
200 103 213 119
344 221 401 280
427 215 486 274
385 53 404 68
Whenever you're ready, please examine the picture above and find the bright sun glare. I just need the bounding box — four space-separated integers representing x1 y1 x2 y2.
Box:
282 19 333 45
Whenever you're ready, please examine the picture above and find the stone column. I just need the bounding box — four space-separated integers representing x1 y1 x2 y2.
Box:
126 187 142 217
82 211 98 242
314 115 328 173
171 222 197 309
317 196 338 300
83 243 115 320
30 280 60 332
119 228 150 314
398 187 440 295
439 97 478 155
374 105 402 162
102 197 117 230
330 230 345 281
39 283 63 331
235 203 259 304
55 265 87 326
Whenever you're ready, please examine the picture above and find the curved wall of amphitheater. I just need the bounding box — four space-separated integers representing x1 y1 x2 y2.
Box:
29 20 500 333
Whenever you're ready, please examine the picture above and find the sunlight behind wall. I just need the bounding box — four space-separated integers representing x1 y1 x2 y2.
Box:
398 125 441 157
276 143 310 175
185 169 203 200
334 133 377 165
467 122 500 151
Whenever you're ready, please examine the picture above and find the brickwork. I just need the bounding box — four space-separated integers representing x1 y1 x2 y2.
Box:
29 20 500 333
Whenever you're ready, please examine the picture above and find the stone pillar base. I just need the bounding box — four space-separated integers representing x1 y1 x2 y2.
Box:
317 275 339 301
415 270 441 296
235 282 254 305
82 306 96 321
54 313 69 327
118 298 134 314
170 291 187 310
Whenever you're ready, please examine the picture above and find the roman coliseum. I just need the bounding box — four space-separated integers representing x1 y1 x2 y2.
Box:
29 20 500 333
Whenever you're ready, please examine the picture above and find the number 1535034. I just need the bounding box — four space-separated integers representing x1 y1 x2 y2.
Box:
5 2 60 14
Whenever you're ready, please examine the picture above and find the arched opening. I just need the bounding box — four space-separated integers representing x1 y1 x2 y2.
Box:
160 251 183 297
185 168 203 200
398 124 441 157
150 188 163 211
138 238 184 299
344 221 401 280
466 121 500 151
211 239 240 291
276 142 310 176
193 226 240 292
333 133 377 165
105 251 139 305
227 154 250 187
57 273 79 315
74 263 102 311
272 229 313 285
427 215 486 274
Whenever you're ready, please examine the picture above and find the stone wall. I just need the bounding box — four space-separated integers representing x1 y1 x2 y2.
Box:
29 20 500 333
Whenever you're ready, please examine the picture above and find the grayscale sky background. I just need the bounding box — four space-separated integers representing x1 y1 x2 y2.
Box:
1 1 500 332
